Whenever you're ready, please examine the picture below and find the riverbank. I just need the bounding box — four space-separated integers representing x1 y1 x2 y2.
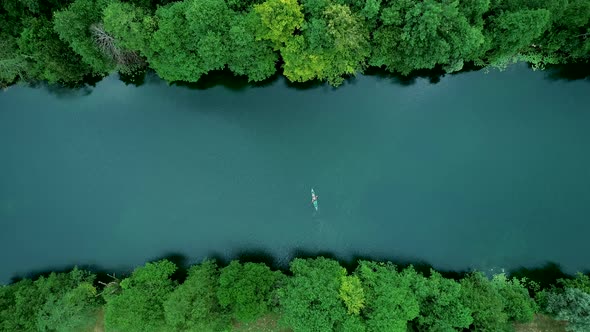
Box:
1 257 588 332
1 0 589 87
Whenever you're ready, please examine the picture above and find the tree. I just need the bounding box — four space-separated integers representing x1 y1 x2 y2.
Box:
164 260 229 332
17 17 92 83
561 273 590 294
0 279 41 332
355 261 420 332
370 0 484 75
281 3 369 85
217 261 285 322
339 275 365 315
228 11 278 81
279 257 348 331
103 1 156 55
481 9 552 68
460 272 509 332
0 268 99 332
253 0 304 49
412 270 472 332
36 281 101 332
148 0 232 82
545 288 590 332
105 260 177 332
0 34 28 86
53 0 116 74
491 274 536 323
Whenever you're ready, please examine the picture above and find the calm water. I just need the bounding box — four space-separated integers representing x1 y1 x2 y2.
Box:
1 64 589 283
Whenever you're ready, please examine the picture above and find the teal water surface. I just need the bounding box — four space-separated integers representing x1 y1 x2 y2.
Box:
1 64 589 283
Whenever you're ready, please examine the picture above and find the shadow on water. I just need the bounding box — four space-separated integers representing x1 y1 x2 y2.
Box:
171 68 279 91
509 262 571 290
6 249 576 290
542 62 590 81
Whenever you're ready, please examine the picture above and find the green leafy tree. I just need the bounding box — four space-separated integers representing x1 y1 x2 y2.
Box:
228 11 278 81
371 0 484 75
17 17 92 83
217 261 285 322
282 3 369 85
0 268 99 332
105 260 177 332
103 1 156 55
164 260 229 332
545 288 590 332
279 257 348 331
53 0 116 74
36 281 101 332
561 273 590 294
482 9 552 68
254 0 304 49
460 272 509 332
339 275 365 315
492 274 536 323
0 34 28 86
148 0 232 82
0 279 41 332
355 261 420 332
412 270 472 332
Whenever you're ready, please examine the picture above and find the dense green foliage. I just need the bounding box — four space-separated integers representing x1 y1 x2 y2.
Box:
0 257 588 332
0 268 100 332
0 0 588 87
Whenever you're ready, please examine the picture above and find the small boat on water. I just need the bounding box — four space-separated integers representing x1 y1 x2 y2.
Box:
311 188 319 211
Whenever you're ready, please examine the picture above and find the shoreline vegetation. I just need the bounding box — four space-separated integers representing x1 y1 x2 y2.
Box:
1 257 589 332
1 0 589 88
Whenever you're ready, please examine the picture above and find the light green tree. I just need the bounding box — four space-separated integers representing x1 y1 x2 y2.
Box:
339 275 365 315
254 0 304 49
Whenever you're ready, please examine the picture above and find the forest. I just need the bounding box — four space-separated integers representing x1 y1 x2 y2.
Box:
0 257 589 332
0 0 589 87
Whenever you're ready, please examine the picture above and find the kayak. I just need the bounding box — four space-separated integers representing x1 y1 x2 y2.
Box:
311 188 318 211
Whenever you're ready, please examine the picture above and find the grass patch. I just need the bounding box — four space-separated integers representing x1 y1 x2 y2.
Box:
232 313 291 332
514 314 567 332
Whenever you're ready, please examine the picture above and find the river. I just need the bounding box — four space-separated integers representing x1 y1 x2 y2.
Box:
1 64 589 283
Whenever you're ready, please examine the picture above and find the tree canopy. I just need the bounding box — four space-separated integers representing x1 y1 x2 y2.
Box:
1 0 588 86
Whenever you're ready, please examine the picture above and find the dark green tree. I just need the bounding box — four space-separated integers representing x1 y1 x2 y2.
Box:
460 272 509 332
164 260 229 332
371 0 484 75
228 11 278 81
148 0 232 82
18 17 92 83
355 261 420 332
279 257 348 331
53 0 116 74
104 260 177 332
412 270 473 331
217 261 285 322
491 274 536 323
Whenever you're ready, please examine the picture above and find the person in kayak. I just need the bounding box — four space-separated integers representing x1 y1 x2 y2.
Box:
311 194 319 204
